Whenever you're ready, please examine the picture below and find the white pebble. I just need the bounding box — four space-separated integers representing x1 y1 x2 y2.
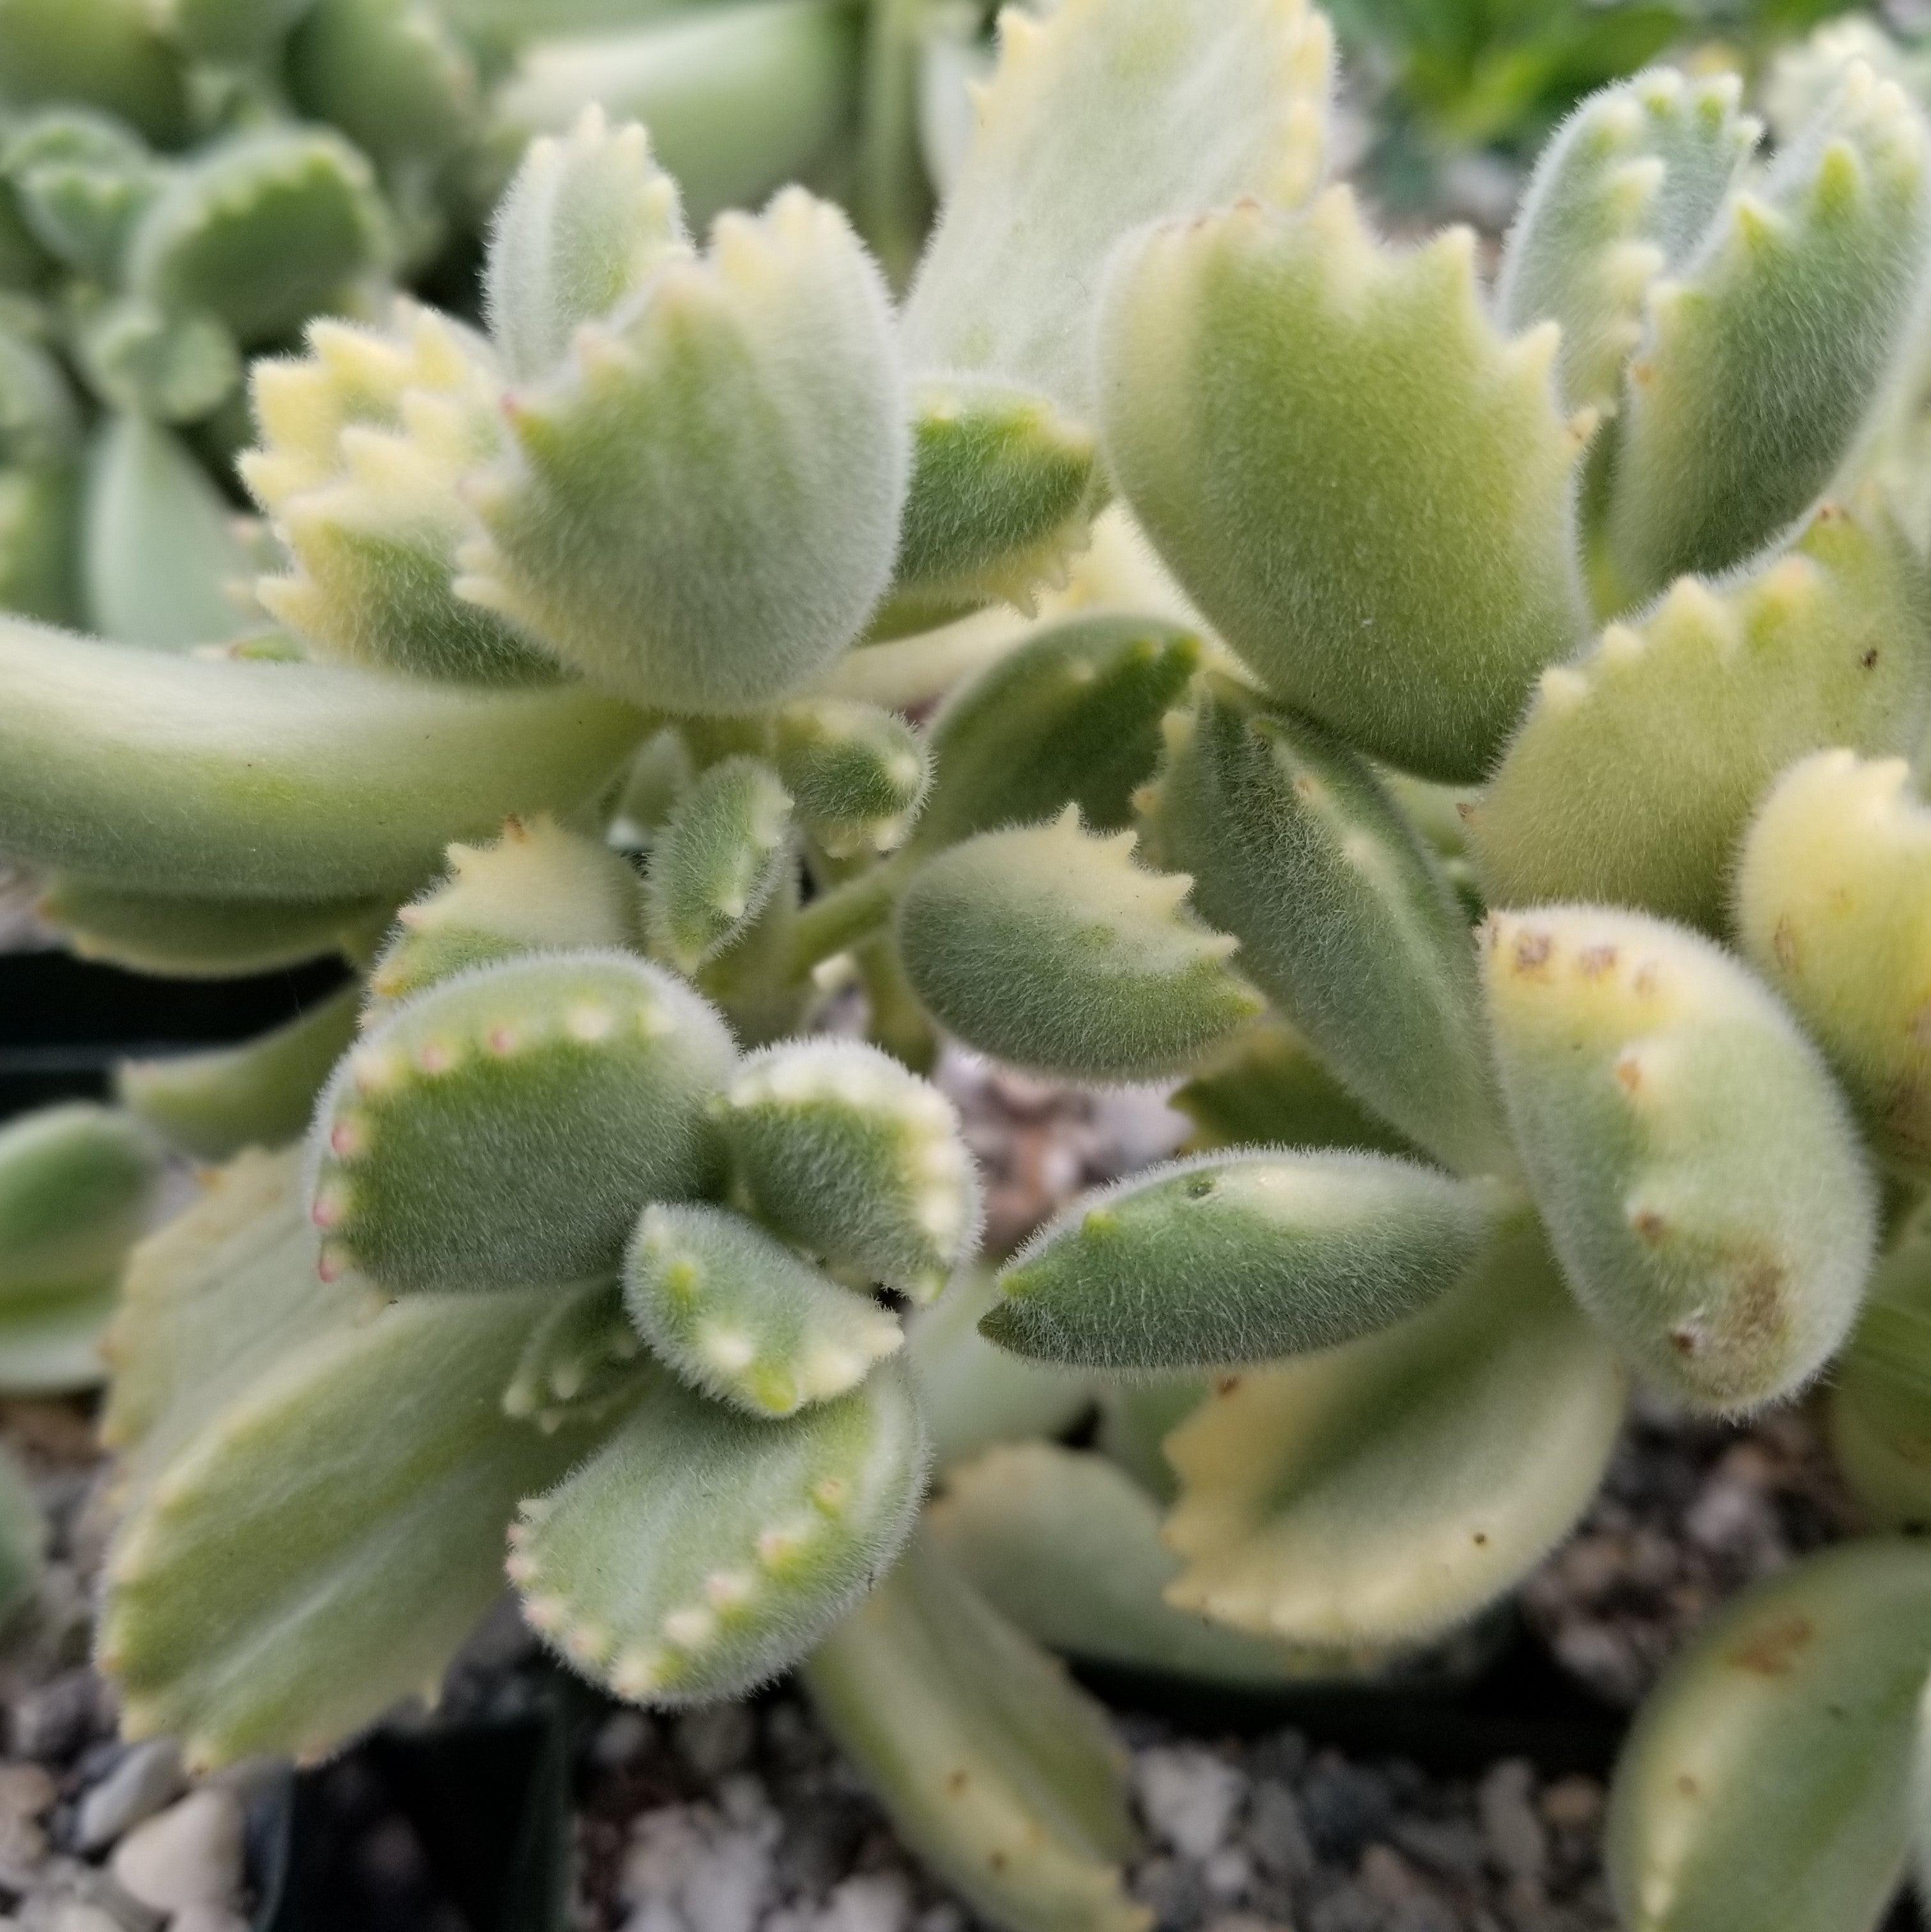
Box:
169 1911 250 1932
1136 1745 1245 1861
76 1743 185 1853
109 1791 244 1913
813 1871 911 1932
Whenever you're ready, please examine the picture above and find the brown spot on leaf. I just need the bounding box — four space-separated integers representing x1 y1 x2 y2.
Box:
1615 1053 1645 1094
1862 648 1880 670
1578 945 1617 977
1633 1209 1668 1245
1772 917 1799 973
1727 1614 1816 1676
947 1769 969 1797
1472 1531 1489 1547
1669 1326 1699 1354
1514 931 1553 973
1215 1376 1242 1397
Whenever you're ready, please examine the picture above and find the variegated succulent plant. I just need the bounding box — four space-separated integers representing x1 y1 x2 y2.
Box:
8 3 1931 1929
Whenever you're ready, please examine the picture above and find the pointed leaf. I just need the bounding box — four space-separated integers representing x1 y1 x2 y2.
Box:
1483 907 1876 1411
509 1358 926 1703
308 952 735 1292
803 1535 1150 1932
1102 188 1593 781
626 1204 903 1419
773 700 930 861
1164 1223 1624 1648
895 808 1261 1082
987 1150 1499 1371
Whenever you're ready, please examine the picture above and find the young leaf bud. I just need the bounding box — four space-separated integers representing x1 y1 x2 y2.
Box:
773 700 929 859
645 756 794 974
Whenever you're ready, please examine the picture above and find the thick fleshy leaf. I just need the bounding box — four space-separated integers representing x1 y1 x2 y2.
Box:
1102 188 1593 781
1146 677 1504 1173
1603 65 1931 599
40 878 376 979
987 1151 1498 1371
1482 907 1876 1411
128 128 392 349
772 700 928 860
0 0 188 145
1471 500 1931 930
895 808 1261 1083
0 1103 157 1395
102 1289 587 1769
483 106 688 385
1498 69 1758 414
307 953 735 1291
502 1277 644 1432
911 616 1203 854
489 0 861 229
0 463 80 624
366 815 644 1022
902 0 1331 417
119 987 360 1164
82 415 253 651
645 757 794 974
509 1358 926 1704
888 379 1102 620
932 1443 1404 1689
625 1204 902 1419
715 1038 979 1301
0 618 643 900
803 1535 1150 1932
459 188 907 716
243 303 552 686
1827 1207 1931 1531
1163 1223 1624 1648
1606 1540 1931 1932
99 1147 364 1507
1737 750 1931 1171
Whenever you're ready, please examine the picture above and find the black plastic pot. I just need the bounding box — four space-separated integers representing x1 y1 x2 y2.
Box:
0 950 348 1118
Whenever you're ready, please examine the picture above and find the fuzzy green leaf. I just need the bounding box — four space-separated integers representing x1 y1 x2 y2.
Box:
484 106 688 385
716 1038 980 1301
1471 500 1931 930
102 1289 588 1769
1147 677 1504 1172
0 618 644 900
510 1358 926 1704
1606 1540 1931 1932
1162 1222 1624 1649
0 1103 157 1395
1827 1207 1931 1531
646 756 794 974
367 815 645 1022
308 952 735 1292
803 1535 1150 1932
1736 750 1931 1172
895 808 1261 1083
0 0 187 145
1483 907 1876 1411
626 1204 902 1419
902 0 1332 417
1603 66 1931 598
459 188 907 716
1102 188 1593 781
502 1277 645 1431
1171 1020 1412 1158
773 700 929 861
911 615 1203 854
1498 68 1758 414
987 1150 1498 1371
